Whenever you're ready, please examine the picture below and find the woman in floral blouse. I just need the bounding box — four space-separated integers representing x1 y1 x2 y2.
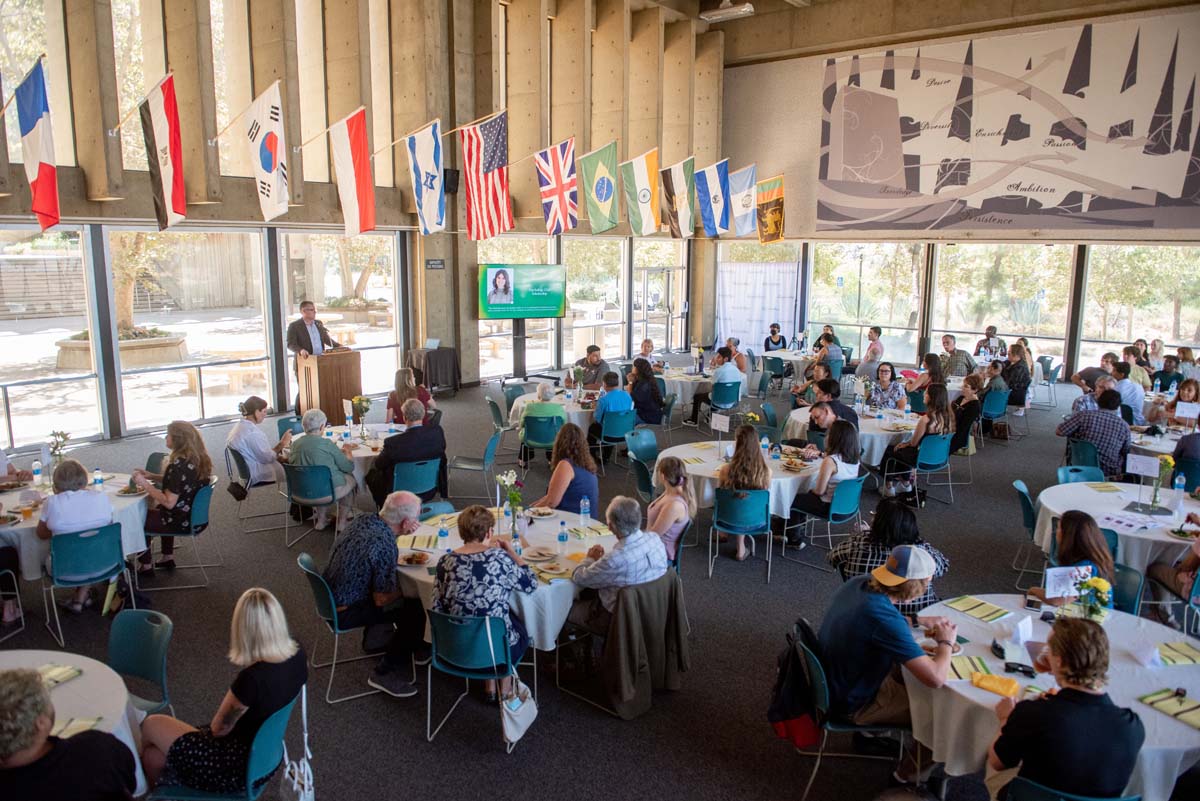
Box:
133 420 212 575
867 362 907 410
826 497 948 618
433 504 537 699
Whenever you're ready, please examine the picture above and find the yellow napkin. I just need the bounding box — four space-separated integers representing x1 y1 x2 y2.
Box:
1159 641 1200 666
565 552 587 563
691 442 716 450
971 672 1020 698
945 596 1011 622
1140 688 1200 730
396 534 438 550
950 655 990 680
1085 482 1122 493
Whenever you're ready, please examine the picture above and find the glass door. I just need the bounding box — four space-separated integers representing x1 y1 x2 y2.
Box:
634 269 673 351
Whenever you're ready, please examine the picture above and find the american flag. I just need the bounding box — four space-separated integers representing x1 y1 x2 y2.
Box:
534 137 578 235
459 111 513 241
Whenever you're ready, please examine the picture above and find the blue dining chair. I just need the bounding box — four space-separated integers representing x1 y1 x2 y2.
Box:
520 415 563 476
629 456 659 504
281 464 341 548
276 416 304 438
448 431 502 498
1112 563 1144 616
594 409 636 475
885 433 954 504
784 474 867 559
709 488 772 583
707 381 743 434
43 523 133 647
225 446 286 534
1056 465 1105 484
906 390 927 413
623 428 659 467
1004 777 1140 801
139 482 220 593
420 501 456 521
1011 480 1045 590
392 459 441 497
1068 438 1101 470
108 609 174 714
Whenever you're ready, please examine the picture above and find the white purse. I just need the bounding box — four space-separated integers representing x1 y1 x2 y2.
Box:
485 622 538 745
279 685 315 801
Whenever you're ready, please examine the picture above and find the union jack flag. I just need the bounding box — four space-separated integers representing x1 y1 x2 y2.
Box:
534 138 578 235
459 111 513 241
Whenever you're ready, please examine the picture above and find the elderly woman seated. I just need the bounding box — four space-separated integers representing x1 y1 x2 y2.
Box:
36 459 115 613
287 409 358 530
518 382 566 467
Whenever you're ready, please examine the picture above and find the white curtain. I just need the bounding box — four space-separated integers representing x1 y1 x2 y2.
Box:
715 261 800 357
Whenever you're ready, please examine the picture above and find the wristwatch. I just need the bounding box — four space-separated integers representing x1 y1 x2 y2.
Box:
935 639 953 649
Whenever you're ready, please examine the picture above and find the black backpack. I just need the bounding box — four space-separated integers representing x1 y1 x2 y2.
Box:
767 616 823 748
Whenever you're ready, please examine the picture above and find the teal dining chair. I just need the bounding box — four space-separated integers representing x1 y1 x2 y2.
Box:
1004 777 1140 801
392 459 441 497
108 609 174 714
709 488 772 583
138 482 220 593
43 523 133 647
1011 480 1044 590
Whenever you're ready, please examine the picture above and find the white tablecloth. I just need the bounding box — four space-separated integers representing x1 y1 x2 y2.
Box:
508 393 594 431
660 371 711 409
657 440 816 518
0 475 149 581
783 407 915 467
1131 431 1185 457
904 594 1200 799
1033 481 1199 574
395 507 616 651
311 424 398 494
0 649 148 796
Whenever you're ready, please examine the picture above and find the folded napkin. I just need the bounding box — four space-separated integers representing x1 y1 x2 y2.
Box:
570 525 611 539
972 672 1020 698
1159 641 1200 666
396 534 439 550
682 457 705 465
1085 482 1122 493
691 442 717 450
38 664 82 689
1140 688 1200 730
50 716 102 738
950 655 991 680
530 564 572 583
945 596 1011 622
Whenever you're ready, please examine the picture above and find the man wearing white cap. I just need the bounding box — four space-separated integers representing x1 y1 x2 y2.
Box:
819 545 957 787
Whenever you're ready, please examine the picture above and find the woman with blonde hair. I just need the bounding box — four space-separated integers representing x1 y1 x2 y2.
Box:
717 424 771 561
1147 338 1166 372
386 367 434 425
140 588 306 793
530 423 599 515
133 420 213 574
648 456 696 561
1178 346 1199 381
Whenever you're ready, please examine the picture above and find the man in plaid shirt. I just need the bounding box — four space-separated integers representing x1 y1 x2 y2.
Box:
569 495 668 634
939 334 977 377
1055 390 1132 479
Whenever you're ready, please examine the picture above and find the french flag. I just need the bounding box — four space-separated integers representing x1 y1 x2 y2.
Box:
329 107 375 236
15 60 59 230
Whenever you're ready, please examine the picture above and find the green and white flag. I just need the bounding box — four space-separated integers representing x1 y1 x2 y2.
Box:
577 140 619 234
619 148 659 236
660 157 695 238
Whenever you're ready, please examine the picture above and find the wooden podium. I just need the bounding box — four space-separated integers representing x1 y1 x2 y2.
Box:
297 349 362 422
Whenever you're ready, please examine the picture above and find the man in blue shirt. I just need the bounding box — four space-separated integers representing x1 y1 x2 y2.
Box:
1111 362 1147 425
588 371 633 463
685 346 745 425
819 545 956 786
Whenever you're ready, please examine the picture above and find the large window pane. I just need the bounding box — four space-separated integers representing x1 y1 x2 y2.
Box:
562 238 625 364
111 0 153 171
1080 245 1200 366
0 229 99 447
210 0 252 177
1 2 73 165
282 233 399 397
477 236 552 378
809 243 924 365
932 244 1072 361
633 240 685 351
108 230 266 430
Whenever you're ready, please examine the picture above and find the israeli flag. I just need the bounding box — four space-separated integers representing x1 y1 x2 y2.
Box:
694 159 730 237
405 120 446 235
729 164 757 237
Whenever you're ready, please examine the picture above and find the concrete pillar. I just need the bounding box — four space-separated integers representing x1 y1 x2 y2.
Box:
367 0 393 187
590 0 628 159
550 0 591 153
64 0 125 200
45 1 76 166
627 6 663 158
219 0 253 178
295 0 327 183
661 20 694 168
451 0 480 383
692 30 723 168
162 0 222 203
504 0 549 221
323 0 373 161
248 0 305 202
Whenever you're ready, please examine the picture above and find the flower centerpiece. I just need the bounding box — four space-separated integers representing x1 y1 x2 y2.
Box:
1074 574 1112 621
1152 454 1175 508
49 431 70 466
351 395 371 438
744 411 760 425
692 345 704 373
496 470 524 536
572 366 585 388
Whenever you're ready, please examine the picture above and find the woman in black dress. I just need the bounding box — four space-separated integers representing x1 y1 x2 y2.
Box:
626 358 664 426
141 588 307 793
133 420 212 574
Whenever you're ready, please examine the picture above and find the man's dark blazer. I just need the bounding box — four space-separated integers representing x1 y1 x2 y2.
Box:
286 317 340 357
366 423 447 505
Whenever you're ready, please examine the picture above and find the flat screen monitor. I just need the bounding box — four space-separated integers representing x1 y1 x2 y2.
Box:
478 263 566 320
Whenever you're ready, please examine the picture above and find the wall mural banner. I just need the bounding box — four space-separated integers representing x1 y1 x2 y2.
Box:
816 11 1200 231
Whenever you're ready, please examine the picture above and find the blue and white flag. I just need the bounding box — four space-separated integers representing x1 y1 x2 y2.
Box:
729 164 757 237
694 159 730 237
404 120 445 235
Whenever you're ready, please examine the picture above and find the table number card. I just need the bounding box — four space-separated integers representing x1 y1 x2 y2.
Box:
342 398 354 419
1174 401 1200 421
711 413 731 433
1126 453 1160 479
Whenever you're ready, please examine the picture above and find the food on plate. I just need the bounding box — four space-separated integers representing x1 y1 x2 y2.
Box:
117 486 145 496
526 507 554 518
781 458 805 472
400 552 430 566
919 638 963 656
0 481 28 492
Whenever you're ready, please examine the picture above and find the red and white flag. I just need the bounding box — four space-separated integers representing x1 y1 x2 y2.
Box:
15 60 58 230
329 107 375 236
459 111 512 241
139 74 186 230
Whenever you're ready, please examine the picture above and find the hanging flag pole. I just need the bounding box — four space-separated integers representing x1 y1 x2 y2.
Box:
299 105 366 149
442 109 505 138
207 79 280 146
371 118 443 159
507 137 574 170
106 72 175 137
0 54 47 120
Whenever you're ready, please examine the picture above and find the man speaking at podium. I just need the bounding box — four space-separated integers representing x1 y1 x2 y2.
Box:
287 300 342 410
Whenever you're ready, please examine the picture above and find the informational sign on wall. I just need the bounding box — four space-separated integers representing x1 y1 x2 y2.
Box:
816 10 1200 231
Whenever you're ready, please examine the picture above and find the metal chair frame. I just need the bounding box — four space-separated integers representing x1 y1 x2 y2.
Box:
224 447 287 534
42 523 135 647
137 482 222 593
708 488 773 583
0 569 24 644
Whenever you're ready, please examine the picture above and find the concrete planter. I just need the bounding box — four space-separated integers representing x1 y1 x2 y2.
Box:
55 335 189 370
317 304 387 324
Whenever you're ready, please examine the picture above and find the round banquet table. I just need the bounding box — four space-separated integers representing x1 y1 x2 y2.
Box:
0 474 149 581
903 594 1200 799
656 440 820 518
659 369 711 410
294 424 398 498
0 649 148 796
395 507 616 651
507 392 594 431
783 407 916 467
1033 481 1199 574
1130 429 1188 458
773 349 816 376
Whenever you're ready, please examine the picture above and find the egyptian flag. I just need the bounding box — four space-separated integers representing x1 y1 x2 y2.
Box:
15 60 59 230
139 74 186 230
330 107 376 236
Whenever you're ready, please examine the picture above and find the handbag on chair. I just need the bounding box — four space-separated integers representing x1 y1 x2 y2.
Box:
485 622 538 745
279 685 314 801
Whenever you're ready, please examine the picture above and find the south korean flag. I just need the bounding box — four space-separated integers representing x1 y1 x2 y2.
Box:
245 82 289 221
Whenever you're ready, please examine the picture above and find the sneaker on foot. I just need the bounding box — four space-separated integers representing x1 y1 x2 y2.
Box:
368 669 419 698
1013 408 1025 416
682 419 698 428
898 481 913 494
881 484 896 498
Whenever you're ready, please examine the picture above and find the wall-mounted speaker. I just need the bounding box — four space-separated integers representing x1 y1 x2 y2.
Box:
443 169 460 195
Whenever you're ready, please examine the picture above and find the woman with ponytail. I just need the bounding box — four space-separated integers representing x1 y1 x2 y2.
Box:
225 396 287 486
647 456 695 562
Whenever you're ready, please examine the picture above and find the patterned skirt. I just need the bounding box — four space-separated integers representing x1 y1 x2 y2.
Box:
163 726 279 793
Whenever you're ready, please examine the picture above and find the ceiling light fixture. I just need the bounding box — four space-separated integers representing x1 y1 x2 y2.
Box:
700 1 755 23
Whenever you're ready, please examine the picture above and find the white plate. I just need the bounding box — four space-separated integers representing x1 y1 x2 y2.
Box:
115 488 147 498
0 514 20 527
525 507 555 518
523 547 557 562
538 562 569 575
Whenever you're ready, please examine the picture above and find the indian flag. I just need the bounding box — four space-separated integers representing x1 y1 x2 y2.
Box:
619 148 659 236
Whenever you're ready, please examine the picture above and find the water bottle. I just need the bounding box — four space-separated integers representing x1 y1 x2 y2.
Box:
1176 474 1188 505
565 388 573 401
325 429 333 439
770 444 782 460
343 416 353 440
93 468 103 488
437 525 450 552
1153 377 1161 394
388 419 397 434
502 506 512 538
31 460 42 487
557 521 568 556
579 496 591 526
760 436 770 462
